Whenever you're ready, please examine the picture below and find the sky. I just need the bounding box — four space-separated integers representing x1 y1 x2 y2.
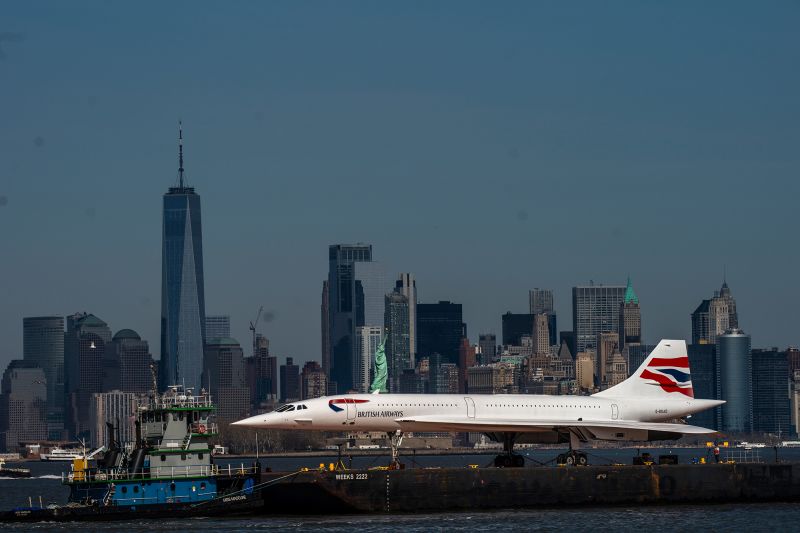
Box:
1 1 798 371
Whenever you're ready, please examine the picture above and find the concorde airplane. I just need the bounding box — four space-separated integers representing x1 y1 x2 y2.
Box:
233 340 724 467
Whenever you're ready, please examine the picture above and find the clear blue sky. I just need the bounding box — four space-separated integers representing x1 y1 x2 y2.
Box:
1 1 798 370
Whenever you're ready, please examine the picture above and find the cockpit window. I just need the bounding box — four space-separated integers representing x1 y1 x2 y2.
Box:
287 405 295 411
275 405 292 413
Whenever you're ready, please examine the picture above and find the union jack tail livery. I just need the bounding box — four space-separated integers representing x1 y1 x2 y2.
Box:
593 340 694 399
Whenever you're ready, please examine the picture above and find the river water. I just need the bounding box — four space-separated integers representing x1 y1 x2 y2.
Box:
1 447 798 532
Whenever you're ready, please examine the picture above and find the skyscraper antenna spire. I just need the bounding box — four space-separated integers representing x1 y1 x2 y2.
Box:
178 120 185 188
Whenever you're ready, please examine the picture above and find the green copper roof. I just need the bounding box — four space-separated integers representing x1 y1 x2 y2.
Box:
624 277 639 305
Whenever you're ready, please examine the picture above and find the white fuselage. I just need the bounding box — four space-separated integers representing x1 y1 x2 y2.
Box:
234 393 718 433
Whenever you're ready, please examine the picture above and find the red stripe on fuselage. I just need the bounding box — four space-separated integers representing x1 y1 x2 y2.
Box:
648 357 689 368
330 398 370 404
640 369 694 398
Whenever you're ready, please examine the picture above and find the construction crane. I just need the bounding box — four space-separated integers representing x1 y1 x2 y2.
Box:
249 305 263 358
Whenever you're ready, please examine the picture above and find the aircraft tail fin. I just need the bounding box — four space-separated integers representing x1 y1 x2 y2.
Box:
593 339 694 399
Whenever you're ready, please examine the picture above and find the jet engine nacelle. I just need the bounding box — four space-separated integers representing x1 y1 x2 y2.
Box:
587 427 682 442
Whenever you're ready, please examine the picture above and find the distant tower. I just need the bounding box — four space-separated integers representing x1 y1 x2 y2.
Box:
618 277 641 350
321 280 330 377
279 357 300 403
717 328 752 433
0 361 48 452
103 329 152 394
395 274 417 365
327 244 374 393
23 316 64 440
205 315 230 339
202 337 249 422
692 279 738 345
478 334 497 364
385 291 411 392
160 123 206 392
572 284 626 353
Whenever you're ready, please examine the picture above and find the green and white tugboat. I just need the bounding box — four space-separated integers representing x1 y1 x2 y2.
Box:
2 385 264 522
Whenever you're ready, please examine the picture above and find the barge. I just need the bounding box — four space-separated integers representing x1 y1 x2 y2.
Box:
259 461 800 513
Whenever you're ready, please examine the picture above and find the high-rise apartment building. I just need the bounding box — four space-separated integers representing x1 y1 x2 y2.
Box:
280 357 300 403
751 349 791 435
64 312 112 440
395 274 417 365
618 278 641 350
205 315 231 339
575 352 595 391
161 125 206 392
102 329 153 394
327 244 373 393
202 337 249 422
718 328 752 433
385 291 411 392
458 338 477 393
417 302 465 366
691 280 739 345
0 360 48 452
23 316 65 439
354 326 383 393
572 284 626 353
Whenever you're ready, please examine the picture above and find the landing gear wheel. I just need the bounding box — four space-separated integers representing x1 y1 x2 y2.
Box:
565 454 575 466
576 453 588 466
512 454 525 467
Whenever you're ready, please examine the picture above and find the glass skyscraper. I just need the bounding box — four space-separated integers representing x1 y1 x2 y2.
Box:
572 284 626 353
160 126 206 392
23 316 64 439
717 328 752 433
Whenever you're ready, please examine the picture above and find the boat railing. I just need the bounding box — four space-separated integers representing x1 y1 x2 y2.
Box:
63 463 260 484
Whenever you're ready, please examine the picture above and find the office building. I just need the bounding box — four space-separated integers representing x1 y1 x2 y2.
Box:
321 280 330 377
501 313 533 346
691 280 739 345
529 288 554 314
625 344 656 375
160 125 207 392
435 363 460 394
687 343 718 430
0 360 48 452
89 391 144 448
575 352 595 391
102 329 153 394
478 334 497 365
280 357 300 403
64 312 112 440
718 328 752 433
417 302 465 366
202 337 249 422
572 284 626 353
205 315 230 339
301 361 328 400
618 277 641 350
327 243 373 393
458 338 477 393
531 314 550 355
596 332 620 386
395 274 417 364
385 290 411 392
23 316 65 439
354 326 383 393
605 352 628 388
751 349 790 435
467 363 517 395
529 288 557 346
560 331 577 360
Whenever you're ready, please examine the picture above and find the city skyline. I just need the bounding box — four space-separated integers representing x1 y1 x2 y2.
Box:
2 2 799 372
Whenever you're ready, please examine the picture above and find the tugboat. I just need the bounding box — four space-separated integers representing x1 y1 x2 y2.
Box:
1 386 264 522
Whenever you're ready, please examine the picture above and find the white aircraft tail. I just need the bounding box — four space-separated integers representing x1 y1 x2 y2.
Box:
593 339 693 399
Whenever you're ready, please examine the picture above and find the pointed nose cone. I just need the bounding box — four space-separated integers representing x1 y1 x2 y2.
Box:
231 415 259 428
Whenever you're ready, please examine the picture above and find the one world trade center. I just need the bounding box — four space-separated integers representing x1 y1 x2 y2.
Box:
160 123 206 391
